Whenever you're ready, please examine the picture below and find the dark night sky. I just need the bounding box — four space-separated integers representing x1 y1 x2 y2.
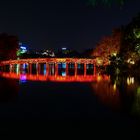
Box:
0 0 140 52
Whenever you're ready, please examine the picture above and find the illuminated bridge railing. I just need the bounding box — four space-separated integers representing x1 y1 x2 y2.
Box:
0 58 96 65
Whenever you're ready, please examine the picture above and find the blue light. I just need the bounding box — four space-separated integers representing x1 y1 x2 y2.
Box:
23 63 26 69
78 64 81 69
58 63 62 69
19 42 28 51
20 46 27 50
43 64 46 75
62 63 66 68
62 71 66 76
62 47 67 50
19 45 27 54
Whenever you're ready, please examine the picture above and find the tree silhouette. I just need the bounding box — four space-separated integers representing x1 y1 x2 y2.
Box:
120 13 140 64
0 33 19 60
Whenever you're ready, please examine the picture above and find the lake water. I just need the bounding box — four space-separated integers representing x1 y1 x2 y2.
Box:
0 66 140 136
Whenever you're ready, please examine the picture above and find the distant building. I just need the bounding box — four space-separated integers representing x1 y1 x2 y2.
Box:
41 49 55 57
17 43 28 57
56 47 80 58
61 47 70 54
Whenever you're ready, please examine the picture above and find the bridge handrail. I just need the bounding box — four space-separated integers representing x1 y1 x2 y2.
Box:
0 58 96 65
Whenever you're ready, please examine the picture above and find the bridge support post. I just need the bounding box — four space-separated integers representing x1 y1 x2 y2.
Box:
66 63 68 76
75 63 77 76
3 65 6 72
2 66 4 71
2 65 5 72
46 63 49 76
36 63 41 75
19 64 23 73
19 64 21 73
15 64 19 74
84 63 87 76
55 63 58 76
2 65 4 72
93 63 96 76
28 63 32 74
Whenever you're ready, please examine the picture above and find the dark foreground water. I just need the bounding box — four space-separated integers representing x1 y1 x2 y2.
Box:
0 73 140 137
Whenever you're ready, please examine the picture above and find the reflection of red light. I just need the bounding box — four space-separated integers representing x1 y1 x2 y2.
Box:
91 81 120 110
0 72 110 82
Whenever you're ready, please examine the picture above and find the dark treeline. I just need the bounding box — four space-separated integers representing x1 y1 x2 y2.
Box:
0 33 19 60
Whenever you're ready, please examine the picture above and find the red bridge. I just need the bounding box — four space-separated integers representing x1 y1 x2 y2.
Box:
0 58 97 75
0 58 96 74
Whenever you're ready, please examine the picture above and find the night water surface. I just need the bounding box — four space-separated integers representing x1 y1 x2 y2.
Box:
0 66 140 136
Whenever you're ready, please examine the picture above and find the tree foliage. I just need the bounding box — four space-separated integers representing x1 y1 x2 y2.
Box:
92 28 122 64
120 13 140 64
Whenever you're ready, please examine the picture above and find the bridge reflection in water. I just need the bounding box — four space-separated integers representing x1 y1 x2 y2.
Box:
0 72 110 82
0 58 109 82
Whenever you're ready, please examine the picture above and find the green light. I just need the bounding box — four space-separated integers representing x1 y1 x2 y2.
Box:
133 28 140 39
16 48 27 57
135 44 140 55
137 87 140 94
16 50 21 56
